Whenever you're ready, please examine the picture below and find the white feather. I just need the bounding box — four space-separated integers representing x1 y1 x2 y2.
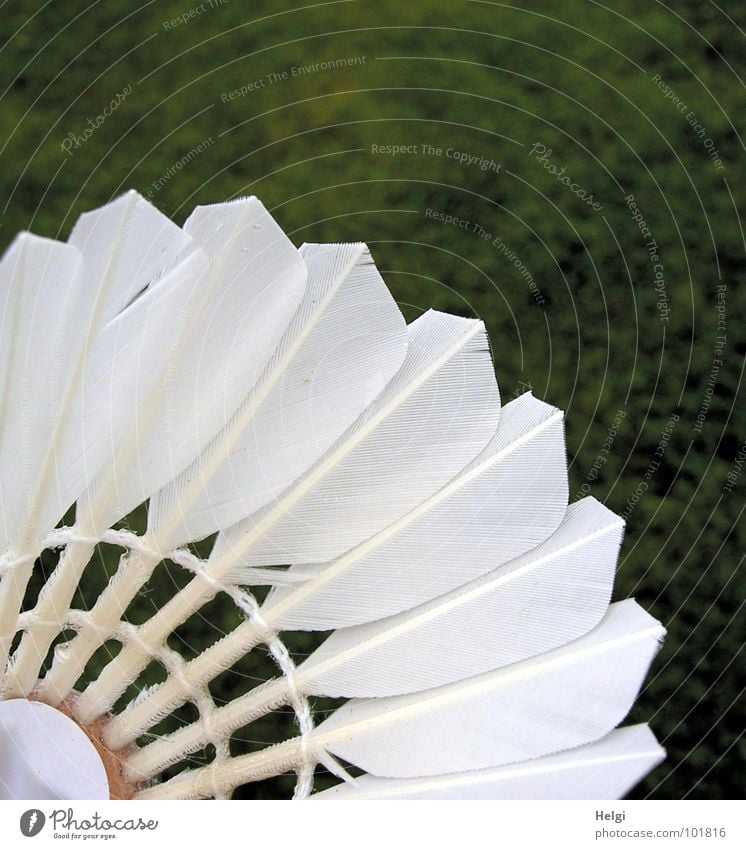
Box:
35 241 406 705
262 392 569 631
311 600 665 778
209 308 501 570
102 392 563 743
0 235 83 553
132 602 664 799
0 192 200 687
75 309 501 721
3 246 206 695
6 196 307 697
116 497 621 778
310 725 665 799
75 196 307 533
0 191 193 552
148 241 408 550
299 496 623 696
67 189 194 316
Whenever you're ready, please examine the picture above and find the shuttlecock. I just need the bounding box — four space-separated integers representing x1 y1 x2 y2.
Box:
0 191 665 800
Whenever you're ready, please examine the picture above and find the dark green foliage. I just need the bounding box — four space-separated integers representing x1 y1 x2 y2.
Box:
0 0 742 799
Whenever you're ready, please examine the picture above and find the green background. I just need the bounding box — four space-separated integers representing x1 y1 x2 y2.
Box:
1 0 743 799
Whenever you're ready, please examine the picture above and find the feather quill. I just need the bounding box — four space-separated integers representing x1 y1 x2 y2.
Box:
105 392 565 748
123 496 622 777
148 241 409 550
133 600 665 797
0 192 666 802
1 192 194 683
77 310 502 723
10 195 307 697
40 240 407 703
261 392 569 630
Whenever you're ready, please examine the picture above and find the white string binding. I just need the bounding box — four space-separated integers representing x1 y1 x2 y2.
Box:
172 549 316 799
7 529 317 800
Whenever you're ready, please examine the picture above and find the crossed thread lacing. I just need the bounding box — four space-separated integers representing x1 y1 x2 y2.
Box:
2 526 316 800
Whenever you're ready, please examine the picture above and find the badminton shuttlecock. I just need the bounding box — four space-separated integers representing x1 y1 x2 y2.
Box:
0 192 665 800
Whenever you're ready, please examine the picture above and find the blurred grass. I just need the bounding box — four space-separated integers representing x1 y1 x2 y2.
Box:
1 0 743 799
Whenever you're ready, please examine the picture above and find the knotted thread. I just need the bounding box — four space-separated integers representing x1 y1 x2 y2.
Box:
7 527 317 799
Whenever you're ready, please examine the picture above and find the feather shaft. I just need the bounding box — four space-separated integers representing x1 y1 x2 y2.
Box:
134 738 303 800
104 392 561 746
36 545 162 704
78 313 500 724
40 241 406 704
14 197 307 697
103 393 564 746
124 677 289 780
3 539 95 698
121 504 624 776
314 600 664 778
